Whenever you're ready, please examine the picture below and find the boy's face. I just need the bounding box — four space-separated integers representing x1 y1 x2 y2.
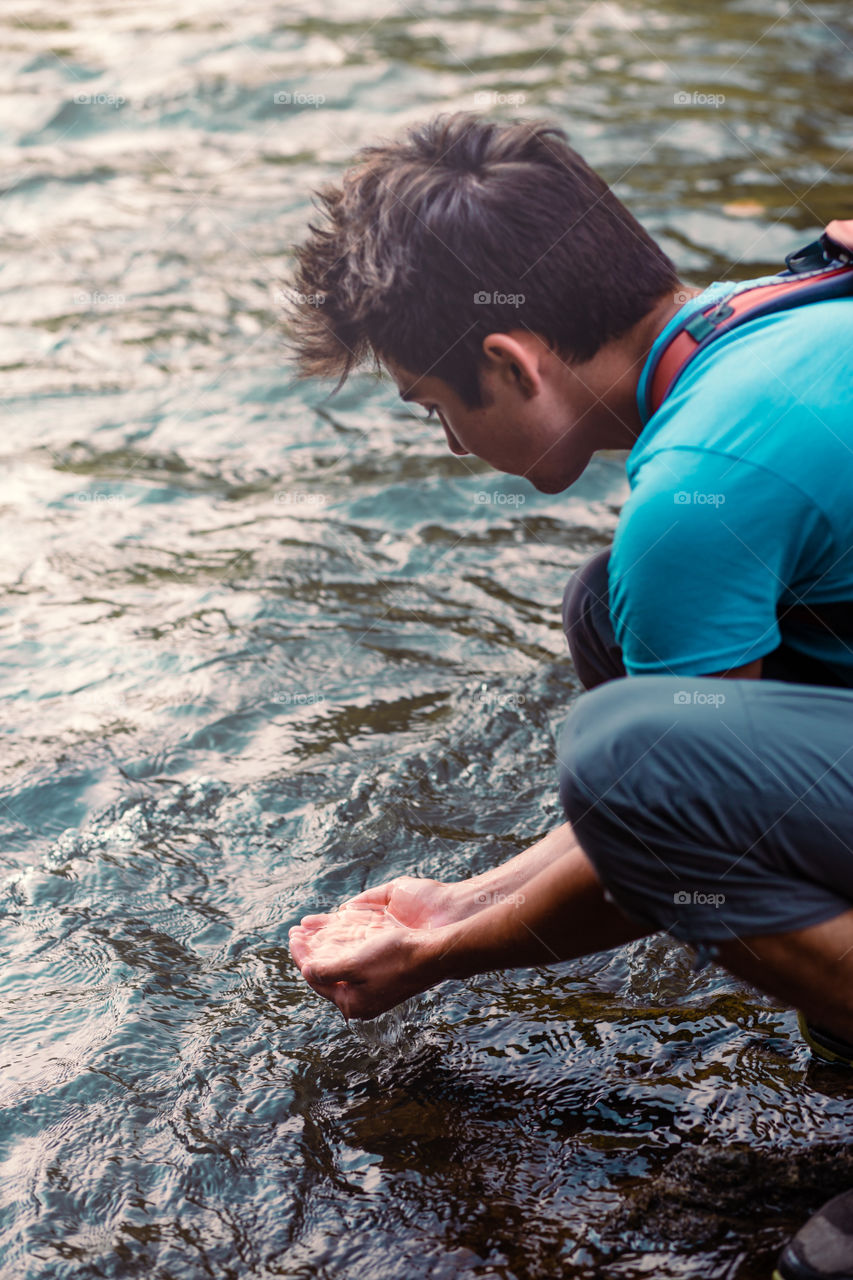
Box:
385 337 610 495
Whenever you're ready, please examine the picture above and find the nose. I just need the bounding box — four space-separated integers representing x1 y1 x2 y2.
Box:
442 421 470 456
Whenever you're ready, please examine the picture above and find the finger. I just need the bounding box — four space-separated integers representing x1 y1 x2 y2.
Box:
334 901 387 919
302 974 345 1004
288 925 347 967
340 885 391 910
303 957 365 987
298 913 333 927
288 929 312 968
302 972 359 1014
293 919 330 944
335 981 356 1021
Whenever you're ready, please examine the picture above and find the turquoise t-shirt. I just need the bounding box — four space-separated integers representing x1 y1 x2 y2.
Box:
609 277 853 680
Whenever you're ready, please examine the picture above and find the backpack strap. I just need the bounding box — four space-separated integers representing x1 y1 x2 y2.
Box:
642 224 853 670
784 219 853 272
643 222 853 422
824 218 853 256
644 261 853 420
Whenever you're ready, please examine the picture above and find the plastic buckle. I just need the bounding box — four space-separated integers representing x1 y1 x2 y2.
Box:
785 238 831 273
684 302 734 343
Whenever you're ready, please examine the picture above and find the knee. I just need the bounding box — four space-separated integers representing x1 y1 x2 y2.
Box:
556 677 762 940
556 679 679 929
556 678 690 927
557 678 629 822
557 676 692 826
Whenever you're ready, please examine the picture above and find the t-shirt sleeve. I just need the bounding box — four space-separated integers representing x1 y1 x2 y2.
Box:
608 449 829 676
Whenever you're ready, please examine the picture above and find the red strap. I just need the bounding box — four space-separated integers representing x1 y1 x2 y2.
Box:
649 265 852 416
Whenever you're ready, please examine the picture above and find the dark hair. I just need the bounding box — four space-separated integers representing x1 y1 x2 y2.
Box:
286 111 680 407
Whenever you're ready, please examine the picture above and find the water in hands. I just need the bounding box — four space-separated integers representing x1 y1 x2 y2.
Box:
289 901 424 1022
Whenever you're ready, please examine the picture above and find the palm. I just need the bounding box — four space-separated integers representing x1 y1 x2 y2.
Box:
288 904 426 1020
343 875 456 929
290 904 402 969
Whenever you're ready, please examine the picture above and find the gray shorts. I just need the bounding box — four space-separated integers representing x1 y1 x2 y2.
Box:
558 549 853 943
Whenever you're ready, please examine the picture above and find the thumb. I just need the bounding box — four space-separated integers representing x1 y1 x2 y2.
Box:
339 885 390 911
335 981 356 1023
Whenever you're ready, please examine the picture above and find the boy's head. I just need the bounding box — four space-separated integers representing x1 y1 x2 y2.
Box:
287 112 682 489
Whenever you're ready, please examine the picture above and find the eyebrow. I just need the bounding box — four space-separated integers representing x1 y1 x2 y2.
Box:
398 389 419 403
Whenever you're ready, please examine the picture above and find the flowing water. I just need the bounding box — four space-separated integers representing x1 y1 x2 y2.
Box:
3 2 853 1277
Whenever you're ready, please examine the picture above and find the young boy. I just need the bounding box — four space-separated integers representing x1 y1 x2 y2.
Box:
286 111 853 1280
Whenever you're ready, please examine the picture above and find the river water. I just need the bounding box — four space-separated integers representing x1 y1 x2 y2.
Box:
3 2 853 1277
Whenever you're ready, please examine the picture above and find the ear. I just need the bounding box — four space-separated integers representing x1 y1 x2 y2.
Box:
481 332 541 397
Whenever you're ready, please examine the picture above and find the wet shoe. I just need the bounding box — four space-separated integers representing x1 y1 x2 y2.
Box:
774 1189 853 1279
797 1012 853 1068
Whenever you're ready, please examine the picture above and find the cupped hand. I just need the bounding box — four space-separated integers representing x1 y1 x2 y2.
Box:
339 874 470 930
289 904 444 1021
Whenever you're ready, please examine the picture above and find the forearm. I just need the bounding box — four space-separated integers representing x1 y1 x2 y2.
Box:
454 820 583 910
292 826 652 1021
426 840 650 983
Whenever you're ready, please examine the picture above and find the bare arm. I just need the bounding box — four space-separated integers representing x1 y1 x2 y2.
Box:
430 841 649 981
290 834 649 1020
292 662 767 1018
339 819 596 929
453 820 601 913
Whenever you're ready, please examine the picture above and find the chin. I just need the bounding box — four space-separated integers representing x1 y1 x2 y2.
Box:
531 470 579 494
532 453 592 494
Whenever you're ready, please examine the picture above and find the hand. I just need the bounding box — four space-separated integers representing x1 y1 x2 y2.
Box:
289 904 441 1021
338 875 462 930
